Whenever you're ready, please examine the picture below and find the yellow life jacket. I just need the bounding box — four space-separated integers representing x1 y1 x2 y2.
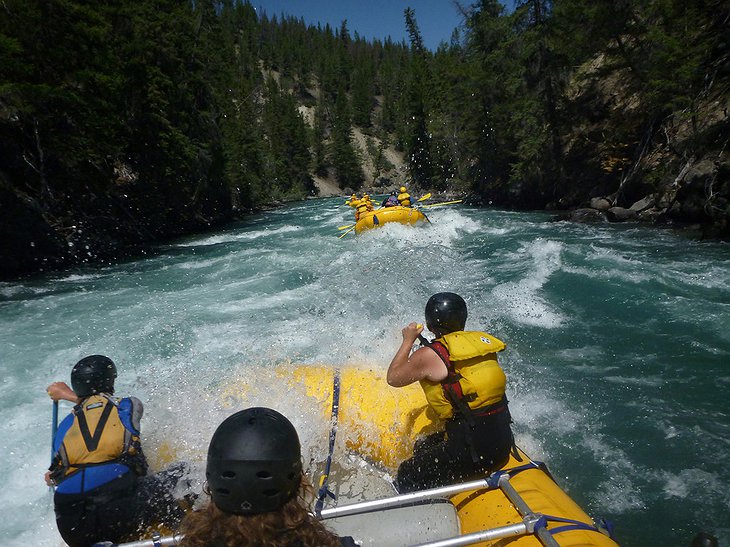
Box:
397 192 411 207
419 331 507 420
355 200 369 220
57 394 139 477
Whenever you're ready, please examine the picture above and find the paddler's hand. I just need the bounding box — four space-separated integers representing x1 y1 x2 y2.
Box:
47 382 80 404
401 322 423 344
388 323 439 387
44 471 54 487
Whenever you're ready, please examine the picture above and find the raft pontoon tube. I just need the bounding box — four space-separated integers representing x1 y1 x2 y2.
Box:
354 206 429 234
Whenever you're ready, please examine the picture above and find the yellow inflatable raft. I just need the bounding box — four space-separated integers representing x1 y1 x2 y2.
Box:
124 365 619 546
287 365 618 547
354 206 429 234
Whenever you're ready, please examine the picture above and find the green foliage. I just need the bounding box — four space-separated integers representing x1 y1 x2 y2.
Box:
312 95 330 177
367 137 395 183
422 0 726 207
351 62 374 127
402 8 435 187
262 77 315 198
0 0 413 245
1 0 725 273
329 84 364 189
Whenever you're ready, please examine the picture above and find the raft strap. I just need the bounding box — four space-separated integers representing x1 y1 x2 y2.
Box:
536 514 602 536
484 462 541 488
314 368 341 516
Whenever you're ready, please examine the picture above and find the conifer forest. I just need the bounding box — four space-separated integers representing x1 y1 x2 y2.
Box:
1 1 728 277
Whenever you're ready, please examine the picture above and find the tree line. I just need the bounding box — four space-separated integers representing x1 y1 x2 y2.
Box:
0 1 401 225
1 0 727 277
411 0 728 216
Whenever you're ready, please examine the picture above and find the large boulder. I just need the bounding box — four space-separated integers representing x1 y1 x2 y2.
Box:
607 206 638 222
629 195 655 212
590 197 612 211
569 208 607 223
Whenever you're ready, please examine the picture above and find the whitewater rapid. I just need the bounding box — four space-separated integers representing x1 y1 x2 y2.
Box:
1 198 728 545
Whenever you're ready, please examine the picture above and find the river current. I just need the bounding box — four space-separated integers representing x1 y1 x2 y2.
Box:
1 197 728 546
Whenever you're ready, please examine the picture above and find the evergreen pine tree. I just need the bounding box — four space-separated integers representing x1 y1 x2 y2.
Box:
330 83 364 189
403 8 435 188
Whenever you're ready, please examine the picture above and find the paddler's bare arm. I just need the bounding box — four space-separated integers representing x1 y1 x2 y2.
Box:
387 323 447 387
47 382 81 404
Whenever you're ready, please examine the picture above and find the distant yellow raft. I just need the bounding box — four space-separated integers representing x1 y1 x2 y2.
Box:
354 206 429 234
288 365 619 547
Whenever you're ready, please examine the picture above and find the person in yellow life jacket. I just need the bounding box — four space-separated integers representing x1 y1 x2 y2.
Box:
355 198 369 220
347 194 357 207
363 193 374 211
386 292 515 493
46 355 189 547
397 186 411 207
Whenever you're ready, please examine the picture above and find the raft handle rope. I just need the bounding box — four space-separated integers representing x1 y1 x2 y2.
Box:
536 514 603 535
314 368 341 516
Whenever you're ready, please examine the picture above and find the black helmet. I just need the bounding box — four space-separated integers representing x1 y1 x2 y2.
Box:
71 355 117 398
425 292 467 335
207 407 302 515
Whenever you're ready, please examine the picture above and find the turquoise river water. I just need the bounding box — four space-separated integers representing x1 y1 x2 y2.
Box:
0 197 728 546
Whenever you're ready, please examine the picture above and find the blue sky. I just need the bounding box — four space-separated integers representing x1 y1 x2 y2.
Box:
253 1 516 51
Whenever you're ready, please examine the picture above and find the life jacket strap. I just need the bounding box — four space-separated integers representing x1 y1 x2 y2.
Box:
76 398 114 452
426 342 474 416
471 401 508 417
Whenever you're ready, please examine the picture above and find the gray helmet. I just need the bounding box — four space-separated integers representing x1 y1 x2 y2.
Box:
425 292 467 335
207 407 302 515
71 355 117 398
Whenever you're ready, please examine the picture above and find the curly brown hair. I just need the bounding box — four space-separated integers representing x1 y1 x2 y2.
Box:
179 477 341 547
